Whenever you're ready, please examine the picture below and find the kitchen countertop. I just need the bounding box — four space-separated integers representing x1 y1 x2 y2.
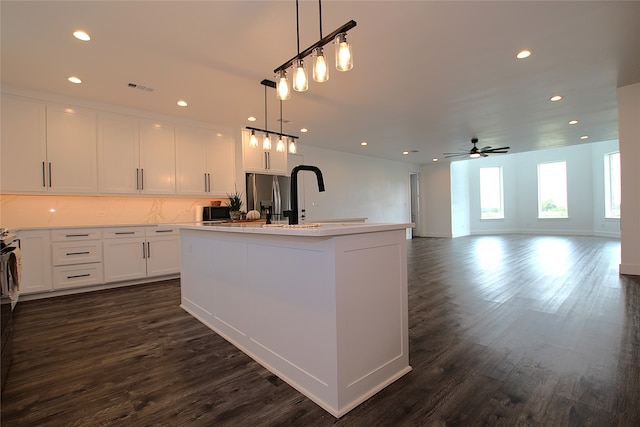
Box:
174 221 413 237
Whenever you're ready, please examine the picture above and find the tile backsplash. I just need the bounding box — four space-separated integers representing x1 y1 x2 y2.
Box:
0 194 224 229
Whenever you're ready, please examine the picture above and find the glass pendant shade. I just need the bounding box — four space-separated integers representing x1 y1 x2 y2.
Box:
313 47 329 82
276 136 285 152
288 139 297 154
276 70 290 101
293 59 308 92
335 33 353 71
263 133 271 150
249 130 258 148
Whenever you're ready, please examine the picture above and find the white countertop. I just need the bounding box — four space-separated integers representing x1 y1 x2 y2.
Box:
174 221 413 237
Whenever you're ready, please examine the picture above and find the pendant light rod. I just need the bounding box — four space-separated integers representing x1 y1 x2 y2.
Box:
318 0 323 39
296 0 301 55
246 79 299 138
274 19 357 74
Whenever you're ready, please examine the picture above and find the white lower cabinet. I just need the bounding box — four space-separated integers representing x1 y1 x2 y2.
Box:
16 230 53 294
102 226 180 283
50 228 103 290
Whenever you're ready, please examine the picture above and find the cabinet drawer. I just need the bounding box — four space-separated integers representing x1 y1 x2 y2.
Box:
52 263 104 289
145 226 179 237
51 228 101 241
51 241 103 266
102 227 146 239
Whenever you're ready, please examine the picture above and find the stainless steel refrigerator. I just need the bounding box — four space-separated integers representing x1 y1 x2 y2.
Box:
246 173 291 222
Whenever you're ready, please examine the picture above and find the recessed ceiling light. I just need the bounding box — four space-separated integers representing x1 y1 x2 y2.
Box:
568 120 578 125
248 116 256 122
68 76 82 84
549 95 563 102
360 141 368 146
402 151 409 155
177 100 188 107
432 158 439 162
73 30 90 41
516 49 531 59
300 128 308 133
580 135 589 140
216 133 223 137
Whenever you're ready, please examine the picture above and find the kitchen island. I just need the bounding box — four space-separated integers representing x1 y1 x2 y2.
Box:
178 222 412 418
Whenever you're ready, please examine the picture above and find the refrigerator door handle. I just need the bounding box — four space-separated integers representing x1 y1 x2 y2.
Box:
251 174 258 212
273 176 281 220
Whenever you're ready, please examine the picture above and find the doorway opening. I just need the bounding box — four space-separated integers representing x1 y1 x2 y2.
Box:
410 172 420 237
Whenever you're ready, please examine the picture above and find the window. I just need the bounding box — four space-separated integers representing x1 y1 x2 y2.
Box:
538 161 568 218
480 166 504 219
604 151 621 218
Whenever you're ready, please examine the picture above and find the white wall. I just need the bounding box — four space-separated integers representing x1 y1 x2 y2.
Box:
295 145 418 225
419 162 453 238
618 83 640 275
465 140 619 237
450 161 470 238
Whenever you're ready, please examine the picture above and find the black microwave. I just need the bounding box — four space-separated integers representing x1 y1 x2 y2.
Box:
203 206 230 221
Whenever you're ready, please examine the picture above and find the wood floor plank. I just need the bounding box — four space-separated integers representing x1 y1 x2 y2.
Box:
2 235 639 426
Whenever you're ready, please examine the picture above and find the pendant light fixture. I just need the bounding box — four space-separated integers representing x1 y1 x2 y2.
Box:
274 0 356 99
246 79 300 153
249 130 258 148
313 0 329 82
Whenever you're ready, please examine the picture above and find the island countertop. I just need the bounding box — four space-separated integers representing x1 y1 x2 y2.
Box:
172 221 414 237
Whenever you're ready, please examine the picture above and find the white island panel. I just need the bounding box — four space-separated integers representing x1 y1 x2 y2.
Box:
179 223 412 417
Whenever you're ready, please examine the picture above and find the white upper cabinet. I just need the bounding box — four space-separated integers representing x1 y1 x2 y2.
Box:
98 112 140 194
242 129 287 175
1 95 47 192
45 104 98 193
98 115 176 195
138 119 176 194
0 97 97 193
175 125 235 196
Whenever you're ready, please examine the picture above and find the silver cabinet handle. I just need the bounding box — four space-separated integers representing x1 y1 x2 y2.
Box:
66 251 90 256
42 162 46 187
140 168 144 190
48 162 52 187
154 229 173 233
207 173 211 192
65 234 89 237
67 273 91 279
136 168 139 190
115 231 135 235
204 173 208 192
142 242 146 259
147 241 150 258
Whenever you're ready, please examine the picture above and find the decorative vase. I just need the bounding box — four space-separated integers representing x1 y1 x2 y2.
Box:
230 211 241 221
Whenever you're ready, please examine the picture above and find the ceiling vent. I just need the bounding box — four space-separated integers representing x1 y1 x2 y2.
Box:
127 82 154 92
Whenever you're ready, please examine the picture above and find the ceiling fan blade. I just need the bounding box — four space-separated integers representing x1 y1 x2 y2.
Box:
481 153 489 157
484 146 510 152
486 150 509 154
444 153 467 158
480 146 492 151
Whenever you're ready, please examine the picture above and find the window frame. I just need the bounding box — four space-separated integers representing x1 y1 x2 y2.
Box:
537 161 569 219
479 166 504 220
604 151 621 219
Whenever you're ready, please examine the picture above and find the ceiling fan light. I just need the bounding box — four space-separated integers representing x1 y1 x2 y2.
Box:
313 47 329 82
335 32 353 71
293 59 308 92
276 70 290 100
249 130 258 148
470 153 481 158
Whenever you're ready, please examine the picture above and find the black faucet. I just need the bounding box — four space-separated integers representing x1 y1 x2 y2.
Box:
283 165 325 225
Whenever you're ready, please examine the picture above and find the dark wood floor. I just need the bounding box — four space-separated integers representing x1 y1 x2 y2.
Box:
2 235 639 426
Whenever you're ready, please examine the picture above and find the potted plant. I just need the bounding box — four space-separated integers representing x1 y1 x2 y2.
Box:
226 191 244 220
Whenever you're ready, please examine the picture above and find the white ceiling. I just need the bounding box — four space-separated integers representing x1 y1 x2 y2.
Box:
2 1 639 164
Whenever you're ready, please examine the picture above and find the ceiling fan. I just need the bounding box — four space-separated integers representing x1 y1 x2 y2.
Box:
444 138 510 159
